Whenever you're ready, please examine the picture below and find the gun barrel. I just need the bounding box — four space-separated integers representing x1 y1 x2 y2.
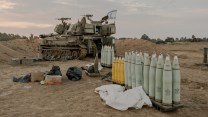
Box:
39 33 57 38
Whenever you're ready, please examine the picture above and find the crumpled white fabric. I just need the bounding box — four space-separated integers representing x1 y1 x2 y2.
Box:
85 63 103 71
95 84 152 111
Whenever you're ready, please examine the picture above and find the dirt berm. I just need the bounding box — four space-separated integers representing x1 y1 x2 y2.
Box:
0 39 38 63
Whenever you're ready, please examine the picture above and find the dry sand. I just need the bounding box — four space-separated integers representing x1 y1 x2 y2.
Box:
0 39 208 117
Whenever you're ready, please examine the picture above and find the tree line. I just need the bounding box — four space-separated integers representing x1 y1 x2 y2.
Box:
0 32 28 41
140 34 208 44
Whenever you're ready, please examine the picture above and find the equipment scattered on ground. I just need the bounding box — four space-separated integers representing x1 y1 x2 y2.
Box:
85 52 101 77
95 84 152 111
39 10 117 61
11 57 37 65
45 75 62 84
81 63 103 71
38 66 63 85
47 65 62 76
13 74 31 83
66 67 82 81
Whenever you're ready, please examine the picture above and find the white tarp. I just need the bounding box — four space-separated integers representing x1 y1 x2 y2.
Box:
95 84 152 111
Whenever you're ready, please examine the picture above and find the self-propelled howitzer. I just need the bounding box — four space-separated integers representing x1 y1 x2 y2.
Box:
39 11 116 61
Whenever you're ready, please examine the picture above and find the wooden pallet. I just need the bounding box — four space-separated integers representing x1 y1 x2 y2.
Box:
151 99 183 112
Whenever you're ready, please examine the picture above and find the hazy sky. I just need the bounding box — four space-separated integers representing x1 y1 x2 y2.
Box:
0 0 208 39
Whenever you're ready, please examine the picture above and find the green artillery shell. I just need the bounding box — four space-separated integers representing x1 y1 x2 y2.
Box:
149 53 157 99
172 56 181 104
155 54 164 102
162 55 173 105
143 53 150 95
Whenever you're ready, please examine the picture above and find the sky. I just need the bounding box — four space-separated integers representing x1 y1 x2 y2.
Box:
0 0 208 39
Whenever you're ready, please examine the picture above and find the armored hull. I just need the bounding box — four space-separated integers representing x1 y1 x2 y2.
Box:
39 35 114 60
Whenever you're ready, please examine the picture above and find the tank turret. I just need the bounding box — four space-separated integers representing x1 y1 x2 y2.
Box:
54 18 71 35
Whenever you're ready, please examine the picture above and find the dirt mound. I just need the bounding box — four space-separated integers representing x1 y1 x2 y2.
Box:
115 39 172 57
0 39 39 63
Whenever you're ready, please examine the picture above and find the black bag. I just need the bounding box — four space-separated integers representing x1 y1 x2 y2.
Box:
47 65 62 76
13 74 31 83
66 67 82 81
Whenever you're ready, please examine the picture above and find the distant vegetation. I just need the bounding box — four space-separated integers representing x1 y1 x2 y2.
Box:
0 32 28 41
119 34 208 44
1 32 208 44
140 34 208 44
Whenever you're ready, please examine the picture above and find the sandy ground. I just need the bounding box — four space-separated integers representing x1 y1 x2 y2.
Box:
0 40 208 117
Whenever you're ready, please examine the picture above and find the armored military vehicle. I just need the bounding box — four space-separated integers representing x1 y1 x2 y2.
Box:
39 10 117 60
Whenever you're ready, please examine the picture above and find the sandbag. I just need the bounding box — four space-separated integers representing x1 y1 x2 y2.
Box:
31 71 44 82
47 65 62 76
66 67 82 81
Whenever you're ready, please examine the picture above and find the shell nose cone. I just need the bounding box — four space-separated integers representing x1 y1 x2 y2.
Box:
173 56 180 69
150 54 157 67
128 52 132 61
144 53 150 65
125 52 128 56
131 52 136 61
157 54 164 68
125 52 128 60
164 55 172 70
139 51 144 62
136 54 142 64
